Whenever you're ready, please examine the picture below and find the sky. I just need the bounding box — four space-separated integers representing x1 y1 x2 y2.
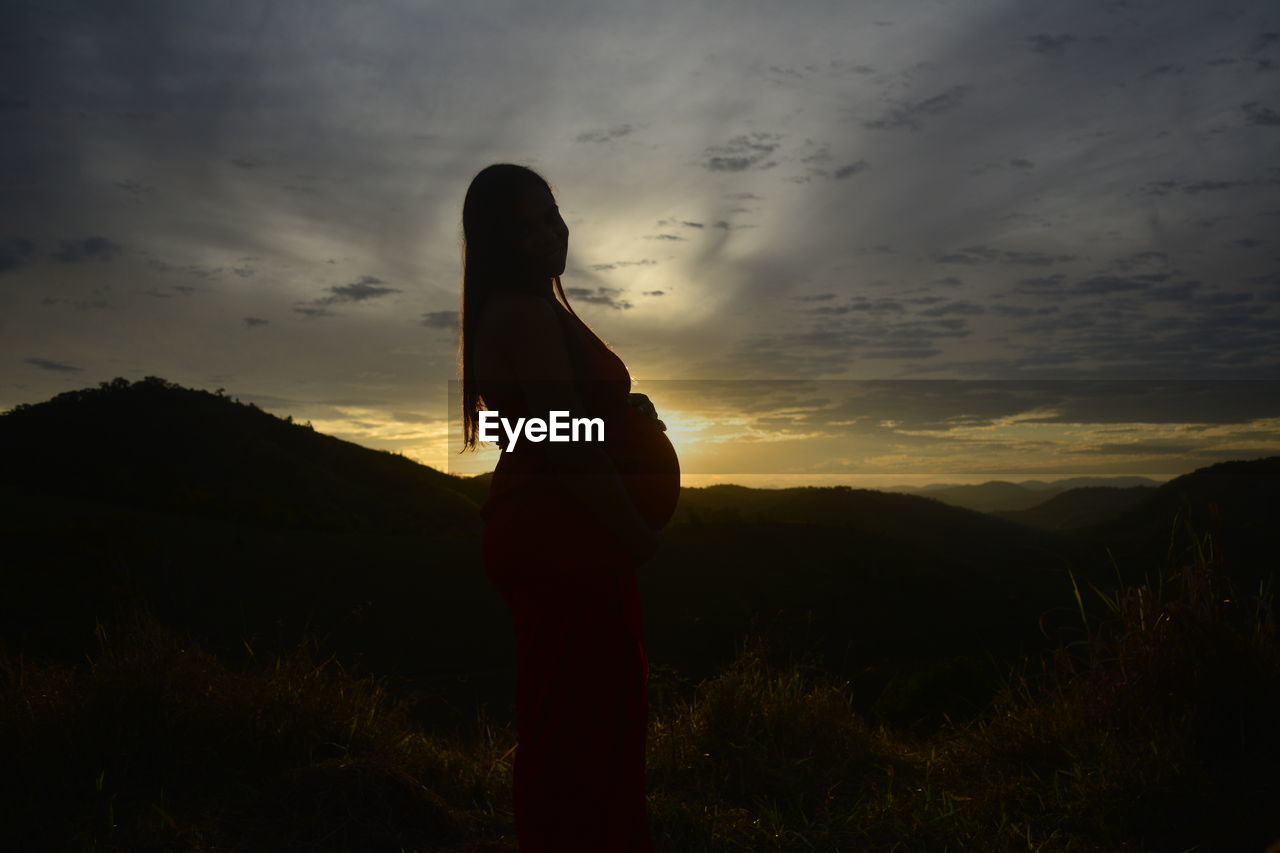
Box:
3 0 1279 487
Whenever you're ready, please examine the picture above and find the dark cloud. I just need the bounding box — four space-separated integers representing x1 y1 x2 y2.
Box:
114 179 156 200
52 237 122 263
589 259 657 271
644 234 686 241
862 348 942 359
1075 274 1166 295
243 316 270 328
390 411 435 424
834 160 870 179
315 275 401 305
293 306 335 318
703 132 782 171
769 380 1280 432
565 286 633 310
1149 281 1202 301
988 304 1060 318
1138 175 1280 196
932 246 1075 266
729 312 973 375
643 290 664 296
1242 101 1280 126
420 310 458 329
147 259 223 278
917 300 986 317
229 156 262 169
864 85 969 131
802 297 905 316
1024 33 1077 55
576 124 635 144
0 238 37 273
1250 32 1279 52
791 293 837 302
24 357 81 372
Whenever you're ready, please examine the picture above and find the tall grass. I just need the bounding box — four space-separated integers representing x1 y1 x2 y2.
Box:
2 503 1275 851
0 604 514 852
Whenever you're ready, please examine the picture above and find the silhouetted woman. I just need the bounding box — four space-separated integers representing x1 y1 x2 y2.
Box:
458 163 680 852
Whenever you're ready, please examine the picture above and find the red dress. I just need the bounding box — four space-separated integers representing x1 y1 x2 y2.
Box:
479 298 680 852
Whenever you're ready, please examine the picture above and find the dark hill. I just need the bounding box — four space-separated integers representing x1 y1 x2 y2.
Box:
673 483 1072 574
0 376 480 535
1070 456 1280 584
993 485 1157 530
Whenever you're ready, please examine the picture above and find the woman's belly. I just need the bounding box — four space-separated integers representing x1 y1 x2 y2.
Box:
482 405 681 532
601 405 681 530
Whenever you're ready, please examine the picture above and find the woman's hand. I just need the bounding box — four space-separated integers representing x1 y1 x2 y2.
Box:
627 392 666 431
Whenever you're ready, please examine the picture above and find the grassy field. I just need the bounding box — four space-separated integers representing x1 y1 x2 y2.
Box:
2 508 1275 852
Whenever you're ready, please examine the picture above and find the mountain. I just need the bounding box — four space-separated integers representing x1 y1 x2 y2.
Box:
883 476 1164 512
1068 456 1280 584
992 485 1158 531
0 375 480 535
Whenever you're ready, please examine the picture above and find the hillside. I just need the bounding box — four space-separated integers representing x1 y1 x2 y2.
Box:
0 376 480 536
2 377 1275 728
1070 456 1280 583
992 485 1157 530
884 476 1163 512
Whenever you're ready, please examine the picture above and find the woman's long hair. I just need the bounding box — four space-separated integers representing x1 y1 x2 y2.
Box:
458 163 583 452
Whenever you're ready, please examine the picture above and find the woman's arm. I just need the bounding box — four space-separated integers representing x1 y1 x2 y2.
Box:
486 294 658 566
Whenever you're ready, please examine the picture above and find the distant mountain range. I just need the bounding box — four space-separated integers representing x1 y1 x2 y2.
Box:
882 477 1163 513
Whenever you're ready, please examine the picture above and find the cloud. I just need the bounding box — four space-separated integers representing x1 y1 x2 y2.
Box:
703 132 783 171
315 275 401 305
644 234 686 241
864 85 969 131
791 293 837 302
114 179 156 200
862 348 943 359
589 259 656 271
243 316 270 328
576 124 635 143
932 246 1076 266
917 300 986 317
51 237 122 263
1138 175 1280 196
1242 101 1280 126
1024 33 1078 55
420 310 458 329
565 286 633 310
0 237 37 273
833 160 870 179
24 357 81 372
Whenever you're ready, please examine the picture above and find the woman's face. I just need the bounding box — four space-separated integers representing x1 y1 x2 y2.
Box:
514 183 569 279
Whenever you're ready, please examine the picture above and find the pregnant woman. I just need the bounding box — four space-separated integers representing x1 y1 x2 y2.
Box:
458 163 680 852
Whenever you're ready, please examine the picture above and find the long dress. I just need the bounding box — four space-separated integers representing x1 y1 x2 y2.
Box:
479 296 680 852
